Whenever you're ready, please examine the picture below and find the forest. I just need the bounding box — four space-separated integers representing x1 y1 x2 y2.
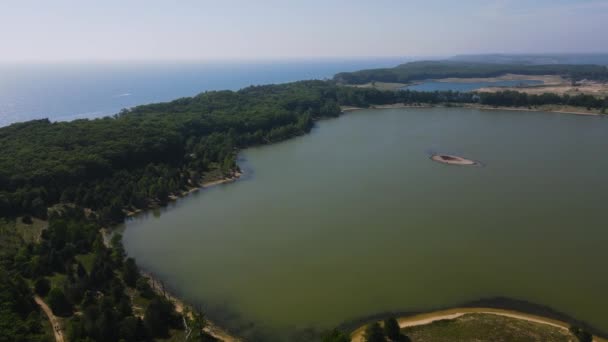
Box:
0 79 606 341
333 61 608 84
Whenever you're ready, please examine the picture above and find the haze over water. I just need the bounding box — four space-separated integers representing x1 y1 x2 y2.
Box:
122 107 608 341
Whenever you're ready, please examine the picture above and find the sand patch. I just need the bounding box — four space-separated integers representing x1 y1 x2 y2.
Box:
431 154 479 166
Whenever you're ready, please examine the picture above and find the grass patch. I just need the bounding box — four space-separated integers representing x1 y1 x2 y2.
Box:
131 292 152 317
157 329 187 342
14 217 47 243
401 313 574 342
75 253 96 274
47 273 68 291
0 217 47 258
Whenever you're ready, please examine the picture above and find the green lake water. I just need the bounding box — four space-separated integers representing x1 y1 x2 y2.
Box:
122 108 608 341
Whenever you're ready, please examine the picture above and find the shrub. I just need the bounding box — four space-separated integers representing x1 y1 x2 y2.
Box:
34 278 50 297
383 317 400 340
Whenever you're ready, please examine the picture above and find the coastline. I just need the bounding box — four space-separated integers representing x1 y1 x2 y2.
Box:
349 308 608 342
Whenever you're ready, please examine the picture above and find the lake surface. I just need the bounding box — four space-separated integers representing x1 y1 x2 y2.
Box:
0 58 406 127
404 79 543 92
122 107 608 341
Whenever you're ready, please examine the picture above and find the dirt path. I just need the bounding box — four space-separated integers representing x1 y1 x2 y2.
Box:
34 295 64 342
350 307 605 342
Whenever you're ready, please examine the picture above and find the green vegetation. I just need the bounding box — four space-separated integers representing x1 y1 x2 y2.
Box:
401 313 574 342
0 269 50 341
364 322 386 342
0 208 187 341
322 328 350 342
34 278 50 297
46 287 72 316
334 61 608 84
383 317 401 341
570 326 593 342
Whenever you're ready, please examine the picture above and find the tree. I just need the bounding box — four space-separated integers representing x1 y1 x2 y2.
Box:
569 326 593 342
383 317 400 341
136 277 155 299
364 322 385 342
189 306 209 341
323 328 351 342
33 278 50 297
143 298 177 337
122 257 139 287
46 287 72 317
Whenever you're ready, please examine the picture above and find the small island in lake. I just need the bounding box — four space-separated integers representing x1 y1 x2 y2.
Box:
431 154 479 166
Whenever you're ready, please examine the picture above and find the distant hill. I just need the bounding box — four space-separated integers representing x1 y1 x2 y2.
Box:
449 54 608 66
333 60 608 85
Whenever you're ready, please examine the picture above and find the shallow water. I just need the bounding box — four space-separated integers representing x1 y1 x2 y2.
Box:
404 79 543 92
122 107 608 341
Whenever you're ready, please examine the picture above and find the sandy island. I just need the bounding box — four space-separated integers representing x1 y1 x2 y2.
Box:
431 154 479 166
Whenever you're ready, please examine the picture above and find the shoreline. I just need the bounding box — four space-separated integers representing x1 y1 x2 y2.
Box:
341 103 603 116
350 307 608 342
140 270 241 342
126 170 243 217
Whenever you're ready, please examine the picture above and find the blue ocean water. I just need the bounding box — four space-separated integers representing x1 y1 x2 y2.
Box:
0 58 407 127
404 79 543 92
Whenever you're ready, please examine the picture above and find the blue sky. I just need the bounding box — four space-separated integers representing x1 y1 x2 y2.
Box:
1 0 607 62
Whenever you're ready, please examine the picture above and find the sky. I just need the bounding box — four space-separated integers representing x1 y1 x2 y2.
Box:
1 0 607 62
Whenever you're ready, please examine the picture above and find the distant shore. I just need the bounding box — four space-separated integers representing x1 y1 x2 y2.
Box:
341 103 603 116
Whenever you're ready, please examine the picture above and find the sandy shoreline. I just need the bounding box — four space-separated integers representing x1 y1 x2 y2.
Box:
350 307 607 342
341 103 603 116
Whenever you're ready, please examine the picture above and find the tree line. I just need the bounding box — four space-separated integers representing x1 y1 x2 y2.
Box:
333 60 608 84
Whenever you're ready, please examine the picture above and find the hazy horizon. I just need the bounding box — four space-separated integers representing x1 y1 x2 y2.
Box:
2 0 607 63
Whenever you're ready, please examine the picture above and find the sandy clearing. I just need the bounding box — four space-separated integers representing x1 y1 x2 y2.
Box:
35 295 64 342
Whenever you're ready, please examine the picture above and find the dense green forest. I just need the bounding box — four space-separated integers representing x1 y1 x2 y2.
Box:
333 61 608 84
0 79 606 341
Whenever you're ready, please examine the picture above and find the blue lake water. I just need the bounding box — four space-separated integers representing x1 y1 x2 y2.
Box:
404 79 543 92
0 58 406 127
